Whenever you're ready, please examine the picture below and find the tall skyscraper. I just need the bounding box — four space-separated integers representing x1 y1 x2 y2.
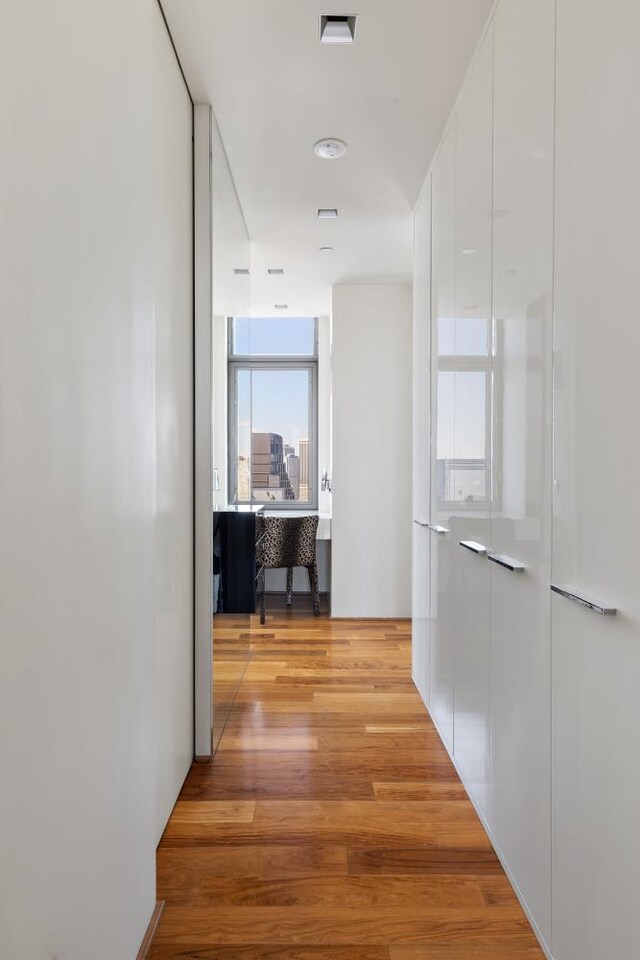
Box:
251 433 295 500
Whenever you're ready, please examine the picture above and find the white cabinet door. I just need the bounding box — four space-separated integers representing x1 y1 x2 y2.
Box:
450 23 494 819
429 122 456 752
488 0 555 945
412 523 430 704
412 177 432 703
552 2 640 957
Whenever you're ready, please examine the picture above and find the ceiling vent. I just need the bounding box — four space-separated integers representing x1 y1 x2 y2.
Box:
268 268 284 275
274 304 289 310
319 15 357 44
233 268 250 275
317 208 339 219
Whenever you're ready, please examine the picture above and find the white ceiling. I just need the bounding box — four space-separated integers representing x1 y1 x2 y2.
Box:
162 0 494 317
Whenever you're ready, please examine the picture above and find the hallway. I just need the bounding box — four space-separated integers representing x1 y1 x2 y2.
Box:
150 614 544 958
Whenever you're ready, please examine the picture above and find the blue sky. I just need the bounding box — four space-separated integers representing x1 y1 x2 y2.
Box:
234 318 312 453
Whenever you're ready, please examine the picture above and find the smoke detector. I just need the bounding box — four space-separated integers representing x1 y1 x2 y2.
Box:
314 138 347 160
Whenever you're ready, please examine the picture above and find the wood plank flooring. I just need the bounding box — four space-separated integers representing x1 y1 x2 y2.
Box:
151 612 545 959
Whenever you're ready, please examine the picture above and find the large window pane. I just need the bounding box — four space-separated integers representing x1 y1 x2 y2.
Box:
231 317 316 357
233 367 313 504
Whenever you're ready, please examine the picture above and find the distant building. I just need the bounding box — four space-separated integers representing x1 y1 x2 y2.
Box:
252 432 295 500
237 454 250 501
298 438 309 500
286 454 300 499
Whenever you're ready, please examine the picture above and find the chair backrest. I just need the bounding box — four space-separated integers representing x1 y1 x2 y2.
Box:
256 514 319 569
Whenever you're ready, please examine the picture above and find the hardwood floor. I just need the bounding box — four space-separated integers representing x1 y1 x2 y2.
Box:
151 612 545 959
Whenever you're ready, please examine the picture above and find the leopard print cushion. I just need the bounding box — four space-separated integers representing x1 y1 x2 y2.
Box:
256 514 319 569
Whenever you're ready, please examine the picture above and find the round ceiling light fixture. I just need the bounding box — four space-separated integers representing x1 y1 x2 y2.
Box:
319 246 334 254
314 138 347 160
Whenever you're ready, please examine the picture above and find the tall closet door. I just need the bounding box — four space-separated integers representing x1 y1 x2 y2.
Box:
451 23 494 818
412 177 432 704
488 0 555 943
552 2 640 957
429 122 456 752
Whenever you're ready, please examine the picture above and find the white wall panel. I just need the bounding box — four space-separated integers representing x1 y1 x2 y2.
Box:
552 2 640 957
332 284 412 619
488 0 555 944
154 38 194 827
429 123 457 752
450 23 494 818
412 177 432 699
0 2 193 956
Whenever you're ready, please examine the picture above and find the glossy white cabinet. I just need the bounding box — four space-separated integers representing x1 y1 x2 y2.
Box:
429 122 457 753
412 177 432 703
488 0 555 944
552 1 640 957
450 24 494 819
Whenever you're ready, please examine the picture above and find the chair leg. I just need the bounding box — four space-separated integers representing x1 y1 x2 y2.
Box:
259 567 266 625
286 567 293 606
308 562 321 617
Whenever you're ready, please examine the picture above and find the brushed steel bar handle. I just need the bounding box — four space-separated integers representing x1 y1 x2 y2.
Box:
459 540 487 555
428 524 450 535
413 519 430 528
487 552 526 573
551 584 617 616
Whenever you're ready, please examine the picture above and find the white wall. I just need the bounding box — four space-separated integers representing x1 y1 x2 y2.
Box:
331 284 412 618
0 2 193 957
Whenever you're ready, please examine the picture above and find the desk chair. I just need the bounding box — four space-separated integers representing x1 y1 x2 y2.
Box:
256 514 321 624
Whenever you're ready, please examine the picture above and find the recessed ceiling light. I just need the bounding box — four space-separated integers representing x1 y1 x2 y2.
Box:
314 138 347 160
461 248 477 255
233 267 250 274
319 246 334 254
268 268 284 275
318 208 338 219
274 304 288 310
319 15 357 44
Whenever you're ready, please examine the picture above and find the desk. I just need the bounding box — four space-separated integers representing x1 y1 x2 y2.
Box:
213 506 263 614
214 507 332 611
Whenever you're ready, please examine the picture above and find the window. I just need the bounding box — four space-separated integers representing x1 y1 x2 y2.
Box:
228 317 318 508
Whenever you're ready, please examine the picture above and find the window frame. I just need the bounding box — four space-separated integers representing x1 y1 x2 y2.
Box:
227 317 319 510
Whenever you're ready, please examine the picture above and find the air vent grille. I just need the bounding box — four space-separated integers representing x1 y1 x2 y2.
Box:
320 15 357 44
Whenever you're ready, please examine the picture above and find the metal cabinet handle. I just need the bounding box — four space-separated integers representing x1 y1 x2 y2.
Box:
459 540 487 555
428 524 450 535
413 519 430 528
487 552 526 573
551 584 617 616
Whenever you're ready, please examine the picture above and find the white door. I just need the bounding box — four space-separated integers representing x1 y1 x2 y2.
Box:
450 22 494 818
552 1 640 956
429 122 457 752
488 0 555 943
